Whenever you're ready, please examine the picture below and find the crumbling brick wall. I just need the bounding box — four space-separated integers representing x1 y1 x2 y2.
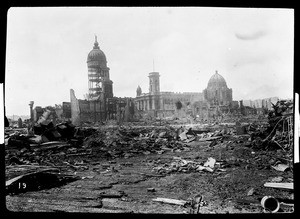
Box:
70 89 80 126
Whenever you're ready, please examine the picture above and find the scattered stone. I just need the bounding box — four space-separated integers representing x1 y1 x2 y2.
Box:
247 188 254 196
271 163 290 172
270 176 284 182
204 157 216 168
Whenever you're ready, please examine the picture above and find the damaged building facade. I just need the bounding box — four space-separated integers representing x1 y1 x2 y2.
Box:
135 72 204 118
70 37 135 125
193 71 237 119
134 70 237 120
28 101 70 126
54 37 276 125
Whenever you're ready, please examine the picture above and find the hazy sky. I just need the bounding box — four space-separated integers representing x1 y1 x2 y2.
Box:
5 7 294 116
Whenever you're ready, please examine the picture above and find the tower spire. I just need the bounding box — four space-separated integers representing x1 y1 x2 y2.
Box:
153 59 155 72
93 34 99 49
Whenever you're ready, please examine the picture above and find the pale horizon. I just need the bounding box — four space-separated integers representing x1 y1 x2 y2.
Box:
5 7 294 116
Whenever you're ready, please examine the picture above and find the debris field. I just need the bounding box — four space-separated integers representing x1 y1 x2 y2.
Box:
5 100 294 213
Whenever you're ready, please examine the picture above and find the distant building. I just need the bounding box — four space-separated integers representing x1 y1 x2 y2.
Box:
203 71 233 106
134 70 234 120
134 71 204 118
70 37 134 125
242 97 279 111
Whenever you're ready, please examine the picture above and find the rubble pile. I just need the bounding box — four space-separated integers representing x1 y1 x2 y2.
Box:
5 124 194 167
5 98 293 168
5 121 98 167
152 157 226 174
5 121 97 147
5 99 294 213
249 100 293 152
84 126 191 159
5 122 238 169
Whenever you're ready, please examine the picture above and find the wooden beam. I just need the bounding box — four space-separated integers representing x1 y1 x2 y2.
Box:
264 182 293 190
197 136 222 142
6 167 59 187
152 197 187 206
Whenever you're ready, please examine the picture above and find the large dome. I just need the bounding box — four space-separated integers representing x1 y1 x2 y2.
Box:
207 71 228 89
87 37 107 67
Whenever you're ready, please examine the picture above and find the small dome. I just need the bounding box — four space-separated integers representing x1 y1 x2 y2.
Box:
87 36 107 67
207 71 228 89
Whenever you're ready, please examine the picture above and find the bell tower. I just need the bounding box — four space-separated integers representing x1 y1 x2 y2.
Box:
148 72 161 111
148 72 160 95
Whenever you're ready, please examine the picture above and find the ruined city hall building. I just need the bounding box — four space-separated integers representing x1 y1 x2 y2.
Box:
70 37 237 124
70 37 134 125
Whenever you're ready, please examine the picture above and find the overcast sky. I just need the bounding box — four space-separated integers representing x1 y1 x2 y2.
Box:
5 7 294 116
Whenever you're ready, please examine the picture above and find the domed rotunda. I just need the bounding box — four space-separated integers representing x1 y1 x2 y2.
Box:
87 36 107 68
203 71 232 105
87 36 113 99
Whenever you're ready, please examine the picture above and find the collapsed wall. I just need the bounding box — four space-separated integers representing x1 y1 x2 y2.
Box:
70 89 80 126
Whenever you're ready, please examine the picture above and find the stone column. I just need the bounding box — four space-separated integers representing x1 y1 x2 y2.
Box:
29 101 34 125
152 96 155 110
160 97 164 110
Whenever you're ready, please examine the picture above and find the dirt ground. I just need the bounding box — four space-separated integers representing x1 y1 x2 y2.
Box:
5 128 294 214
